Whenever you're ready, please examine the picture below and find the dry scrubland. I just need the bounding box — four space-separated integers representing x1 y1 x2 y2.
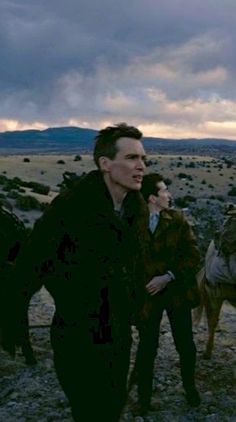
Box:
0 153 235 210
0 153 236 421
0 153 235 195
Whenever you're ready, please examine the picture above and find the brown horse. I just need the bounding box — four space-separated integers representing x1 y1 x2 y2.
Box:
193 241 236 359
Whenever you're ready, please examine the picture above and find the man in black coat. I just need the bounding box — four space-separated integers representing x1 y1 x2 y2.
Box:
16 123 147 421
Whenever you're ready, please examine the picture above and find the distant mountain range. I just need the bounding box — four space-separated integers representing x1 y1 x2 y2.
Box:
0 126 236 155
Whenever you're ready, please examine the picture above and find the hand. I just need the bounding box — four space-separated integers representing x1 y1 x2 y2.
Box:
146 274 170 296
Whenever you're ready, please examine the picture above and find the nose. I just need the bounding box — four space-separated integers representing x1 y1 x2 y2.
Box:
137 157 146 170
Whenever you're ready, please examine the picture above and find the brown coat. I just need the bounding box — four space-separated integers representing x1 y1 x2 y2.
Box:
142 208 201 312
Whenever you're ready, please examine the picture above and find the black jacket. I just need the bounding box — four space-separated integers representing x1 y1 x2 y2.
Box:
17 171 148 343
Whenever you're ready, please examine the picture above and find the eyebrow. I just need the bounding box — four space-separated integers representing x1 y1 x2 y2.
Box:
125 154 147 160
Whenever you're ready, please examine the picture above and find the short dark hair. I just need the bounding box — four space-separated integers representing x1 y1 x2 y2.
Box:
93 122 143 168
141 173 164 201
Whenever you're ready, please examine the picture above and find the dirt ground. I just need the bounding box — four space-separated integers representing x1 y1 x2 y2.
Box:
0 288 235 421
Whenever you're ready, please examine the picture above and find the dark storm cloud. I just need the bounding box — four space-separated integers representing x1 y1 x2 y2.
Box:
1 0 236 137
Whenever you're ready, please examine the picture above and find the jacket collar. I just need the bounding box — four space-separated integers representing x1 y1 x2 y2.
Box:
160 209 173 220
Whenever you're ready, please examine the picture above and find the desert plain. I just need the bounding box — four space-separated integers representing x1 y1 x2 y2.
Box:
0 152 235 227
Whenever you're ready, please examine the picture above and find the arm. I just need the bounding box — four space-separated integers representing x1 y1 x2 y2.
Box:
174 215 200 284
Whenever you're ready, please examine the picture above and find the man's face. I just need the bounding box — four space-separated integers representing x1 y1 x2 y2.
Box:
155 181 172 210
102 137 146 194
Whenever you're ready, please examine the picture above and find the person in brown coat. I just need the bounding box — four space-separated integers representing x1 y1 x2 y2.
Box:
130 172 201 416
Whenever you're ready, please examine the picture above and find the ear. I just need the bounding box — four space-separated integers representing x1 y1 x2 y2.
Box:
148 194 157 204
98 156 111 172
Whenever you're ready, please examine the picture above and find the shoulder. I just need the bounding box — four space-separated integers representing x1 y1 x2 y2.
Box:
161 208 185 222
45 170 102 213
33 170 107 232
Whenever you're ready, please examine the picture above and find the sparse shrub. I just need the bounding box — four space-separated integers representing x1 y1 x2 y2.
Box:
177 173 192 181
185 161 196 168
57 160 65 164
144 159 157 167
215 195 224 202
26 181 50 195
59 171 83 191
0 197 12 210
13 176 24 184
174 195 196 208
7 191 20 199
0 175 8 185
74 154 82 161
164 178 172 186
228 187 236 196
23 158 30 163
2 181 19 191
15 195 42 211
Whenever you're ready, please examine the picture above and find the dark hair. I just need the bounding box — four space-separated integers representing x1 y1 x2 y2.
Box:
93 122 142 168
141 173 164 201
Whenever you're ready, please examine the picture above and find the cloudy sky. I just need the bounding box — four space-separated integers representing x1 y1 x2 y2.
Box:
1 0 236 139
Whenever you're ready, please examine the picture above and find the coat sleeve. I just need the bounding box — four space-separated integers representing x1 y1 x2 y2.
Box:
170 213 200 286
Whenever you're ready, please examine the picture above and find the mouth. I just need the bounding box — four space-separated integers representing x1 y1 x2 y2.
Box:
133 175 143 183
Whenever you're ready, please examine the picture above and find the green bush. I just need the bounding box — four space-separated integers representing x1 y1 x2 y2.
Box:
26 181 50 195
174 195 196 208
228 187 236 196
177 173 193 181
15 195 42 211
0 175 8 185
74 154 82 161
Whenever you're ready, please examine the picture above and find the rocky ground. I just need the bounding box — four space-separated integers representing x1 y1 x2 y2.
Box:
0 196 235 421
0 286 235 422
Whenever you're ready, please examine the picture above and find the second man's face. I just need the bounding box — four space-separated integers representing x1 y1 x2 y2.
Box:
155 181 172 210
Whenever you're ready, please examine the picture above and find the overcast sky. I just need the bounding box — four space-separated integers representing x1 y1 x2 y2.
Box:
1 0 236 139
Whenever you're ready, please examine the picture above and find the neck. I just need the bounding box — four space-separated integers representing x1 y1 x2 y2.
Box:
103 175 127 211
148 203 161 214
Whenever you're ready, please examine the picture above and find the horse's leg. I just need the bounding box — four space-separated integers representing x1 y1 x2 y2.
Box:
20 307 37 365
204 290 223 359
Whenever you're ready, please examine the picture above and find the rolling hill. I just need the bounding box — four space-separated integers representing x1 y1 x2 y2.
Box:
0 126 236 155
